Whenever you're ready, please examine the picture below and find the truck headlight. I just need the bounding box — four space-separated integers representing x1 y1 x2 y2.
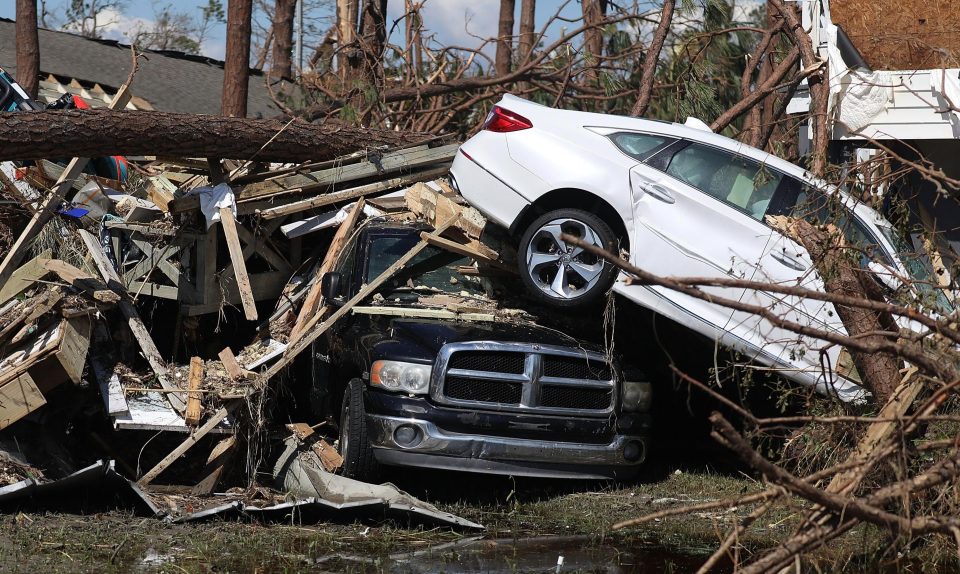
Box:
621 381 652 412
370 360 432 395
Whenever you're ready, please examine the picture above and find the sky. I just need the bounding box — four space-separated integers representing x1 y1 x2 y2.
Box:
0 0 580 62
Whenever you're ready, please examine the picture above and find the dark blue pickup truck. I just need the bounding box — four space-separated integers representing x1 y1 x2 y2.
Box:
318 218 652 481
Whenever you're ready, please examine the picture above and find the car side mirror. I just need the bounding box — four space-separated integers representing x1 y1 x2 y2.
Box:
321 272 344 305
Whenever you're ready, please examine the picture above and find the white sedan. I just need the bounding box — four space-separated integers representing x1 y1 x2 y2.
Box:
450 94 946 400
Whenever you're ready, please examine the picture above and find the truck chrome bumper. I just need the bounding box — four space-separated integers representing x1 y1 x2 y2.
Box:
366 414 647 479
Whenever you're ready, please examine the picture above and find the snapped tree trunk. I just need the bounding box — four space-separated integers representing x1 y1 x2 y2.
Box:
495 0 516 76
15 0 40 99
271 0 297 79
768 216 903 402
337 0 359 78
518 0 536 65
582 0 606 82
222 0 253 117
0 109 434 163
631 0 674 117
357 0 388 89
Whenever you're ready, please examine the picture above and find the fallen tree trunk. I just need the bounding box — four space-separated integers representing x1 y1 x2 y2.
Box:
768 216 902 403
0 110 435 163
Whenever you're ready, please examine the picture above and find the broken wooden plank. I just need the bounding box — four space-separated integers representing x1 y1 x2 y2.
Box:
78 229 186 413
420 232 514 272
42 259 120 303
0 250 52 306
240 144 459 201
137 401 238 486
191 436 238 495
257 169 447 220
219 208 258 321
263 216 459 381
0 83 132 291
286 423 343 472
184 356 204 426
288 199 366 343
218 347 254 380
0 373 46 431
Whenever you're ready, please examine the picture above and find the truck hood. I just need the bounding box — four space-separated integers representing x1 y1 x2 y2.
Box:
351 314 604 366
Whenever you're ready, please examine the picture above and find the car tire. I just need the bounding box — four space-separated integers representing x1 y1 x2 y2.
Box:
338 378 380 482
518 208 619 308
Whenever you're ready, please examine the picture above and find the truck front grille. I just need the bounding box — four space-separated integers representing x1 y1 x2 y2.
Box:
433 343 616 416
445 376 523 405
540 386 612 410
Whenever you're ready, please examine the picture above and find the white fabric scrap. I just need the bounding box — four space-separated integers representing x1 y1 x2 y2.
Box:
190 182 237 229
837 71 893 133
280 200 383 239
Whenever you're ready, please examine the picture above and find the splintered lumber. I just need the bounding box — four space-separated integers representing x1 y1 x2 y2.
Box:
239 144 459 201
286 423 343 472
191 436 238 495
0 109 434 163
405 182 486 239
78 229 186 413
218 347 254 380
219 207 258 321
184 357 204 426
0 250 51 305
288 198 366 343
0 83 132 291
262 216 458 382
257 169 446 220
145 175 177 212
138 401 238 486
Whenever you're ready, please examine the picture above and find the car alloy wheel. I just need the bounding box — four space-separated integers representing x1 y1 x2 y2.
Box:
526 217 607 299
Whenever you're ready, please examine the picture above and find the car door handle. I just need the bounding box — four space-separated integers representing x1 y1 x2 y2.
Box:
770 251 806 272
640 183 675 204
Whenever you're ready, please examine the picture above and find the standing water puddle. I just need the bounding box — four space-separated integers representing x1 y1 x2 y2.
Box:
312 534 720 573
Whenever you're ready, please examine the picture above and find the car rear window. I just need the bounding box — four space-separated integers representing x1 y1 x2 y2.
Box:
608 132 674 161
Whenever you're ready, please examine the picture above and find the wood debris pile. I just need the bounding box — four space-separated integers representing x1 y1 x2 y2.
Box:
0 123 499 522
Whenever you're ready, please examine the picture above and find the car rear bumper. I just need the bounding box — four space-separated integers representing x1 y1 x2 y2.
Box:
365 414 648 480
450 149 530 230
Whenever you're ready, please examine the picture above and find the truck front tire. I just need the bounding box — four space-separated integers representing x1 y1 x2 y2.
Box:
338 378 380 482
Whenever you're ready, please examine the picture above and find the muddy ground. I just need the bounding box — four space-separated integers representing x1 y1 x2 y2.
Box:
0 443 953 574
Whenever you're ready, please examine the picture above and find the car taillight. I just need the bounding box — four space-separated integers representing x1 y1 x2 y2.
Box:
482 106 533 132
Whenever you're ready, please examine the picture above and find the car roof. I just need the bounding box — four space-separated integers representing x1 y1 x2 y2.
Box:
497 94 812 181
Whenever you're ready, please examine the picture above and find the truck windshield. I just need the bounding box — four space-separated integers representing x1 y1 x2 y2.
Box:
366 234 488 300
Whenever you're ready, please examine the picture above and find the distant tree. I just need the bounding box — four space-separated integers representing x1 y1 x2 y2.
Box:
223 0 253 117
495 0 515 76
61 0 125 38
130 1 225 55
270 0 297 78
15 0 40 99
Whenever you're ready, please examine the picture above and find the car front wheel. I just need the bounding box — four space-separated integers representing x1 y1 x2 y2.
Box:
338 378 380 482
518 209 619 308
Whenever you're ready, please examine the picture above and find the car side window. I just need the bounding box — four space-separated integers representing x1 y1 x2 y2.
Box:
608 132 674 161
661 143 784 221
